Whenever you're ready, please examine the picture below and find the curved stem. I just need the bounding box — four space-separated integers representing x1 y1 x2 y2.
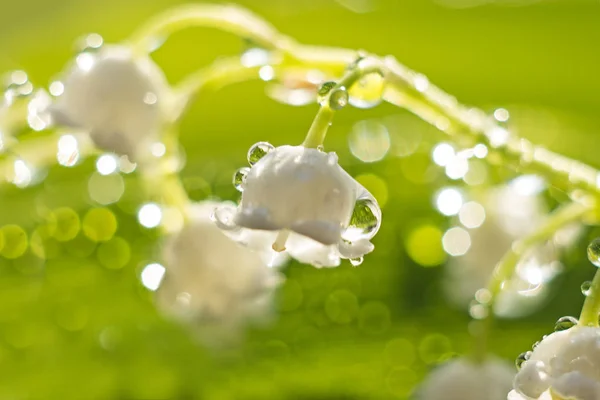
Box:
127 3 290 55
381 56 600 195
302 105 335 149
128 3 600 196
301 58 384 148
579 267 600 327
471 199 594 360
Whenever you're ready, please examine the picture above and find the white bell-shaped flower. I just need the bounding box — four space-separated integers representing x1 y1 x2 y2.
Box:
416 357 515 400
511 326 600 400
50 45 172 159
444 175 580 318
156 201 285 343
214 143 381 268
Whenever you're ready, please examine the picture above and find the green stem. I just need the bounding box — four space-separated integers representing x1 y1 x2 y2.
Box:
130 3 600 196
170 56 269 121
381 56 600 196
579 267 600 327
301 58 384 149
471 200 593 360
302 105 335 149
127 3 288 55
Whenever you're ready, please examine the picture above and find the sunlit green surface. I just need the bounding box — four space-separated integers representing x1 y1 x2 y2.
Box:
1 0 600 398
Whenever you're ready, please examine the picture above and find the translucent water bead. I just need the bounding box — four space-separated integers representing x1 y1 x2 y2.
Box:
247 141 274 166
342 197 381 242
587 237 600 267
348 72 385 109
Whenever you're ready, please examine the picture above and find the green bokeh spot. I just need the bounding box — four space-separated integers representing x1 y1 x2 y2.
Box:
97 236 130 269
83 208 118 242
51 208 81 242
0 225 28 259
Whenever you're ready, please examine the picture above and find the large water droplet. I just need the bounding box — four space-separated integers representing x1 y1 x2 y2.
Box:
329 88 349 110
587 238 600 268
317 81 337 106
342 197 381 242
349 257 363 267
515 351 531 371
233 167 250 191
581 281 592 296
348 73 385 109
554 316 578 332
247 142 274 165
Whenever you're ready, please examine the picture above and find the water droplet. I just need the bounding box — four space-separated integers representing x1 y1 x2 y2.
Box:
348 73 385 109
342 197 381 242
554 316 578 332
329 88 349 110
233 167 250 191
3 70 33 102
587 238 600 267
532 341 540 350
317 81 337 105
76 33 104 53
247 142 274 165
515 351 531 371
211 205 239 232
581 281 592 296
349 257 363 266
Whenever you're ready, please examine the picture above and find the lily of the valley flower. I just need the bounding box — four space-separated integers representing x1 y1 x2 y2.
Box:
214 143 381 268
156 201 285 343
49 45 172 159
416 357 515 400
510 326 600 400
444 175 580 318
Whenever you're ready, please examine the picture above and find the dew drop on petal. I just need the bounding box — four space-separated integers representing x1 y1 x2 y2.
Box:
581 281 592 296
343 198 381 242
349 257 364 267
348 72 384 109
587 238 600 267
329 87 349 110
247 142 274 165
211 205 239 231
554 316 578 332
516 351 531 371
233 167 250 191
317 81 337 105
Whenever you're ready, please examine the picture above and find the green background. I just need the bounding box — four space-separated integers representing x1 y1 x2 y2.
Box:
1 0 600 398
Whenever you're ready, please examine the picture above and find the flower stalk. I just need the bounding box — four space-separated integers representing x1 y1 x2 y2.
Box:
579 267 600 327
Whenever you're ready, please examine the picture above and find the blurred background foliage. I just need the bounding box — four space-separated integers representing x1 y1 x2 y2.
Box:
1 0 600 398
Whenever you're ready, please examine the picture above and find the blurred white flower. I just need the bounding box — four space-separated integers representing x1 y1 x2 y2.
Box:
156 201 285 343
214 144 381 267
511 326 600 400
416 357 515 400
444 175 580 318
49 45 172 159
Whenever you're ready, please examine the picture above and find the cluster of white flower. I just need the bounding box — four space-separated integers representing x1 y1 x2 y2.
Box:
444 175 580 318
510 325 600 400
2 4 600 398
416 357 515 400
7 31 383 339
